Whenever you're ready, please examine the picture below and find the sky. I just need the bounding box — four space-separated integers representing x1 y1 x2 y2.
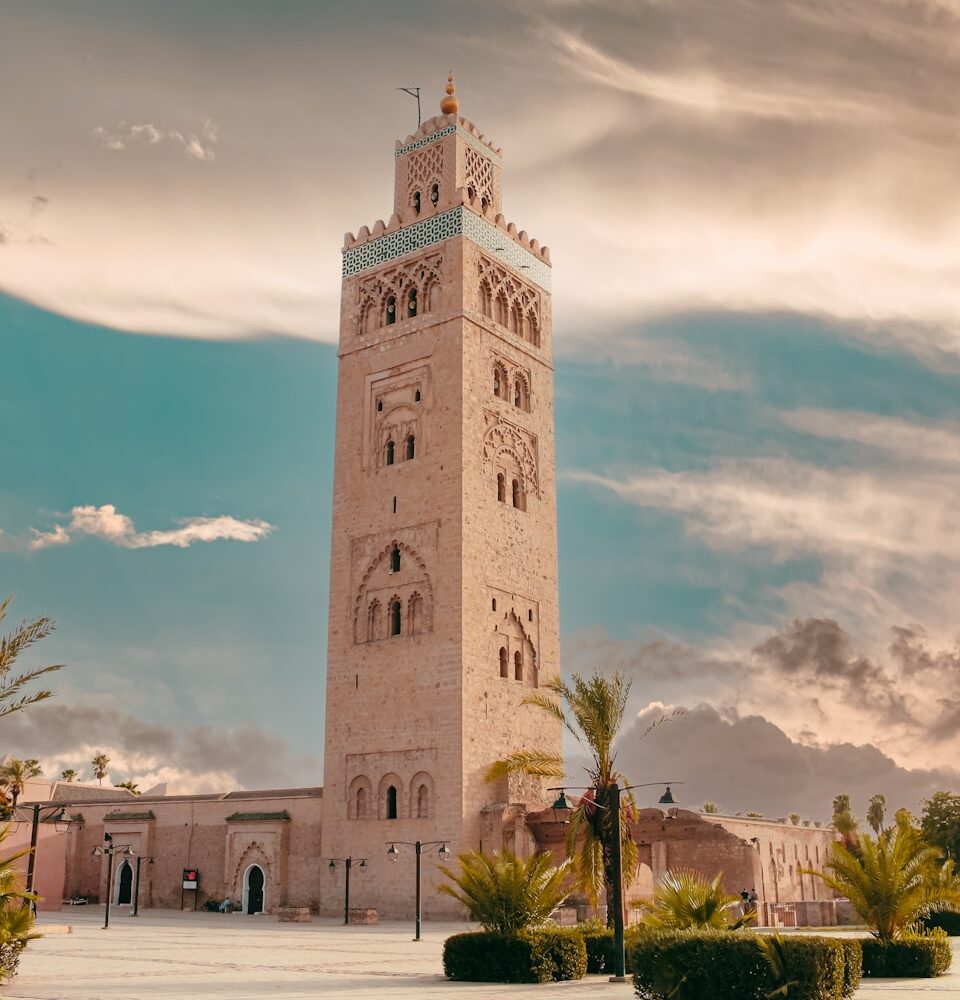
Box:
2 0 959 821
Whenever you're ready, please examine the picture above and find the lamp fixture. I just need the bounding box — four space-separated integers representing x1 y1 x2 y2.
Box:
387 844 399 862
658 786 676 805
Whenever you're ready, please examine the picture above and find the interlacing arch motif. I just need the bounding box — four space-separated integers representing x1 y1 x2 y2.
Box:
490 353 531 412
464 147 495 213
232 842 271 894
406 145 443 210
356 253 443 335
353 540 434 643
482 416 539 496
476 256 542 347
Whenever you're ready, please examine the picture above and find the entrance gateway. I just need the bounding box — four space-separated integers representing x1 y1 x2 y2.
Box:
244 865 265 915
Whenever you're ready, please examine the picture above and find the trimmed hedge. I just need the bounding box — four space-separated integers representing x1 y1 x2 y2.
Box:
443 927 587 983
579 923 648 974
921 911 960 936
629 931 861 1000
861 934 951 978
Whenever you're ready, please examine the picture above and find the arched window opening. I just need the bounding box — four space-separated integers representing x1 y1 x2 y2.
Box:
377 399 383 412
414 388 421 402
512 478 523 509
481 196 489 213
514 650 523 682
407 287 418 318
417 784 429 818
386 785 398 820
405 434 415 460
367 599 381 642
390 546 401 573
528 609 533 622
430 183 439 207
385 295 396 325
467 185 476 200
385 440 395 466
390 601 402 637
493 368 501 396
494 293 507 327
480 282 493 318
356 786 367 819
514 381 522 408
412 190 421 214
497 473 506 503
408 592 423 636
499 647 508 678
509 303 521 335
492 598 497 611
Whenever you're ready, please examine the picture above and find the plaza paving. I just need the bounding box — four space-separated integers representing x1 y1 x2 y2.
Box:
7 909 959 999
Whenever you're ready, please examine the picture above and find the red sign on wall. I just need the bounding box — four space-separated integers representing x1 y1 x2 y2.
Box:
182 868 199 889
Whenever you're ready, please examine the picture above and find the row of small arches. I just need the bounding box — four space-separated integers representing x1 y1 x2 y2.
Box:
366 591 425 640
499 647 527 681
349 773 433 820
364 283 440 334
497 473 527 510
479 282 540 347
385 435 416 465
493 364 529 411
411 184 440 214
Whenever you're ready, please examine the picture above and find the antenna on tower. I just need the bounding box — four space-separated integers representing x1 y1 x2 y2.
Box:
396 86 421 127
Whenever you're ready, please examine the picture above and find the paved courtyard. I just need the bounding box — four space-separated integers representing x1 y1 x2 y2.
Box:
7 909 959 999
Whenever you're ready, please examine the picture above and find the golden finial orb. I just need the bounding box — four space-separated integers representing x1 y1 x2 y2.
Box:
440 72 459 115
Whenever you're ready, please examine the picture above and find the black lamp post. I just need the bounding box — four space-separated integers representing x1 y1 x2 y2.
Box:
328 856 366 925
132 855 155 916
92 834 133 929
12 803 69 908
386 840 450 941
547 780 682 982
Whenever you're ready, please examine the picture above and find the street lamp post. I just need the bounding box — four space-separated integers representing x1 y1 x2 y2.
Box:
92 834 133 930
386 840 450 941
12 803 69 913
547 780 683 983
132 855 155 916
327 857 366 925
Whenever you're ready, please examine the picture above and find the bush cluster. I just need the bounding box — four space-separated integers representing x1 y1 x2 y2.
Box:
861 934 952 978
443 927 586 983
629 930 862 1000
578 921 649 974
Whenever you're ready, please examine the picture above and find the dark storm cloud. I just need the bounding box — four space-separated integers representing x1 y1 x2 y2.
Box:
1 703 320 791
616 702 958 821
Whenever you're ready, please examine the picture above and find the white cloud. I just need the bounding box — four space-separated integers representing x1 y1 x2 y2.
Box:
91 118 219 162
25 504 274 551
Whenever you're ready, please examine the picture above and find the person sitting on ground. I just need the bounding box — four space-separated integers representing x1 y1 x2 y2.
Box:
218 896 233 913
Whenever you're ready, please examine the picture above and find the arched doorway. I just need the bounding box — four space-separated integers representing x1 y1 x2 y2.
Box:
116 861 133 905
243 864 265 915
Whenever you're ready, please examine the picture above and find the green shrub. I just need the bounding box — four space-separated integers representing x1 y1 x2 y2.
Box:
861 933 952 978
921 911 960 936
443 927 586 983
630 930 861 1000
578 919 613 973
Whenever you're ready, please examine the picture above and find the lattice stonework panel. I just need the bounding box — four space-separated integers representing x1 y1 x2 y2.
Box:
464 147 494 207
343 208 551 291
406 145 443 202
395 124 502 162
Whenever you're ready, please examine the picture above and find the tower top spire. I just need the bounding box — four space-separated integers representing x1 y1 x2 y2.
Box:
440 72 459 115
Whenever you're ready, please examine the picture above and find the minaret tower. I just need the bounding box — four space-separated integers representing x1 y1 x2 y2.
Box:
320 77 561 918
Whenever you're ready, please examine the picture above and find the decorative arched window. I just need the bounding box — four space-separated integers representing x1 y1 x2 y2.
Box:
492 598 497 611
512 478 523 509
417 784 429 818
430 183 439 207
377 399 383 412
407 287 418 318
480 282 493 318
514 650 523 681
367 599 381 642
509 303 521 335
494 293 507 327
408 592 423 636
493 368 501 397
499 647 508 678
528 311 540 347
356 786 367 819
385 295 396 325
390 546 401 573
514 381 522 408
390 601 402 637
497 473 506 503
412 191 421 214
467 185 476 200
414 388 421 402
386 785 398 820
385 440 395 466
405 434 415 460
481 196 489 213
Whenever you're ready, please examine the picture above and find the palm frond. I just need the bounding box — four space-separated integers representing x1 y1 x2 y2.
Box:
484 750 565 784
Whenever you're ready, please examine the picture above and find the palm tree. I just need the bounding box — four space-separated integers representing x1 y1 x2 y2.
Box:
807 817 960 942
60 770 76 783
90 753 110 786
0 824 41 982
486 669 675 915
113 780 140 795
642 869 755 930
701 802 720 814
867 794 887 836
832 793 859 848
438 850 571 935
0 759 31 808
789 813 801 826
0 596 62 722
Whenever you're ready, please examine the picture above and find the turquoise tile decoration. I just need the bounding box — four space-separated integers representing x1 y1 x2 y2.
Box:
395 124 502 163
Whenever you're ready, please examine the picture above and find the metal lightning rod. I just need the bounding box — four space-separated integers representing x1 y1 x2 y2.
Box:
396 86 421 127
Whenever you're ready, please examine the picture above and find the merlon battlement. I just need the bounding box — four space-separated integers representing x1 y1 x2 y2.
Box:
395 113 502 159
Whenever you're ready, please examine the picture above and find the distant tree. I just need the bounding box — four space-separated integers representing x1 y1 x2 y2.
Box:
895 807 917 830
921 791 960 862
0 596 63 722
789 813 801 826
113 780 140 795
90 752 110 787
22 760 41 778
832 793 859 848
642 870 755 930
60 769 77 783
0 759 32 808
867 794 887 836
746 811 763 818
701 801 720 814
